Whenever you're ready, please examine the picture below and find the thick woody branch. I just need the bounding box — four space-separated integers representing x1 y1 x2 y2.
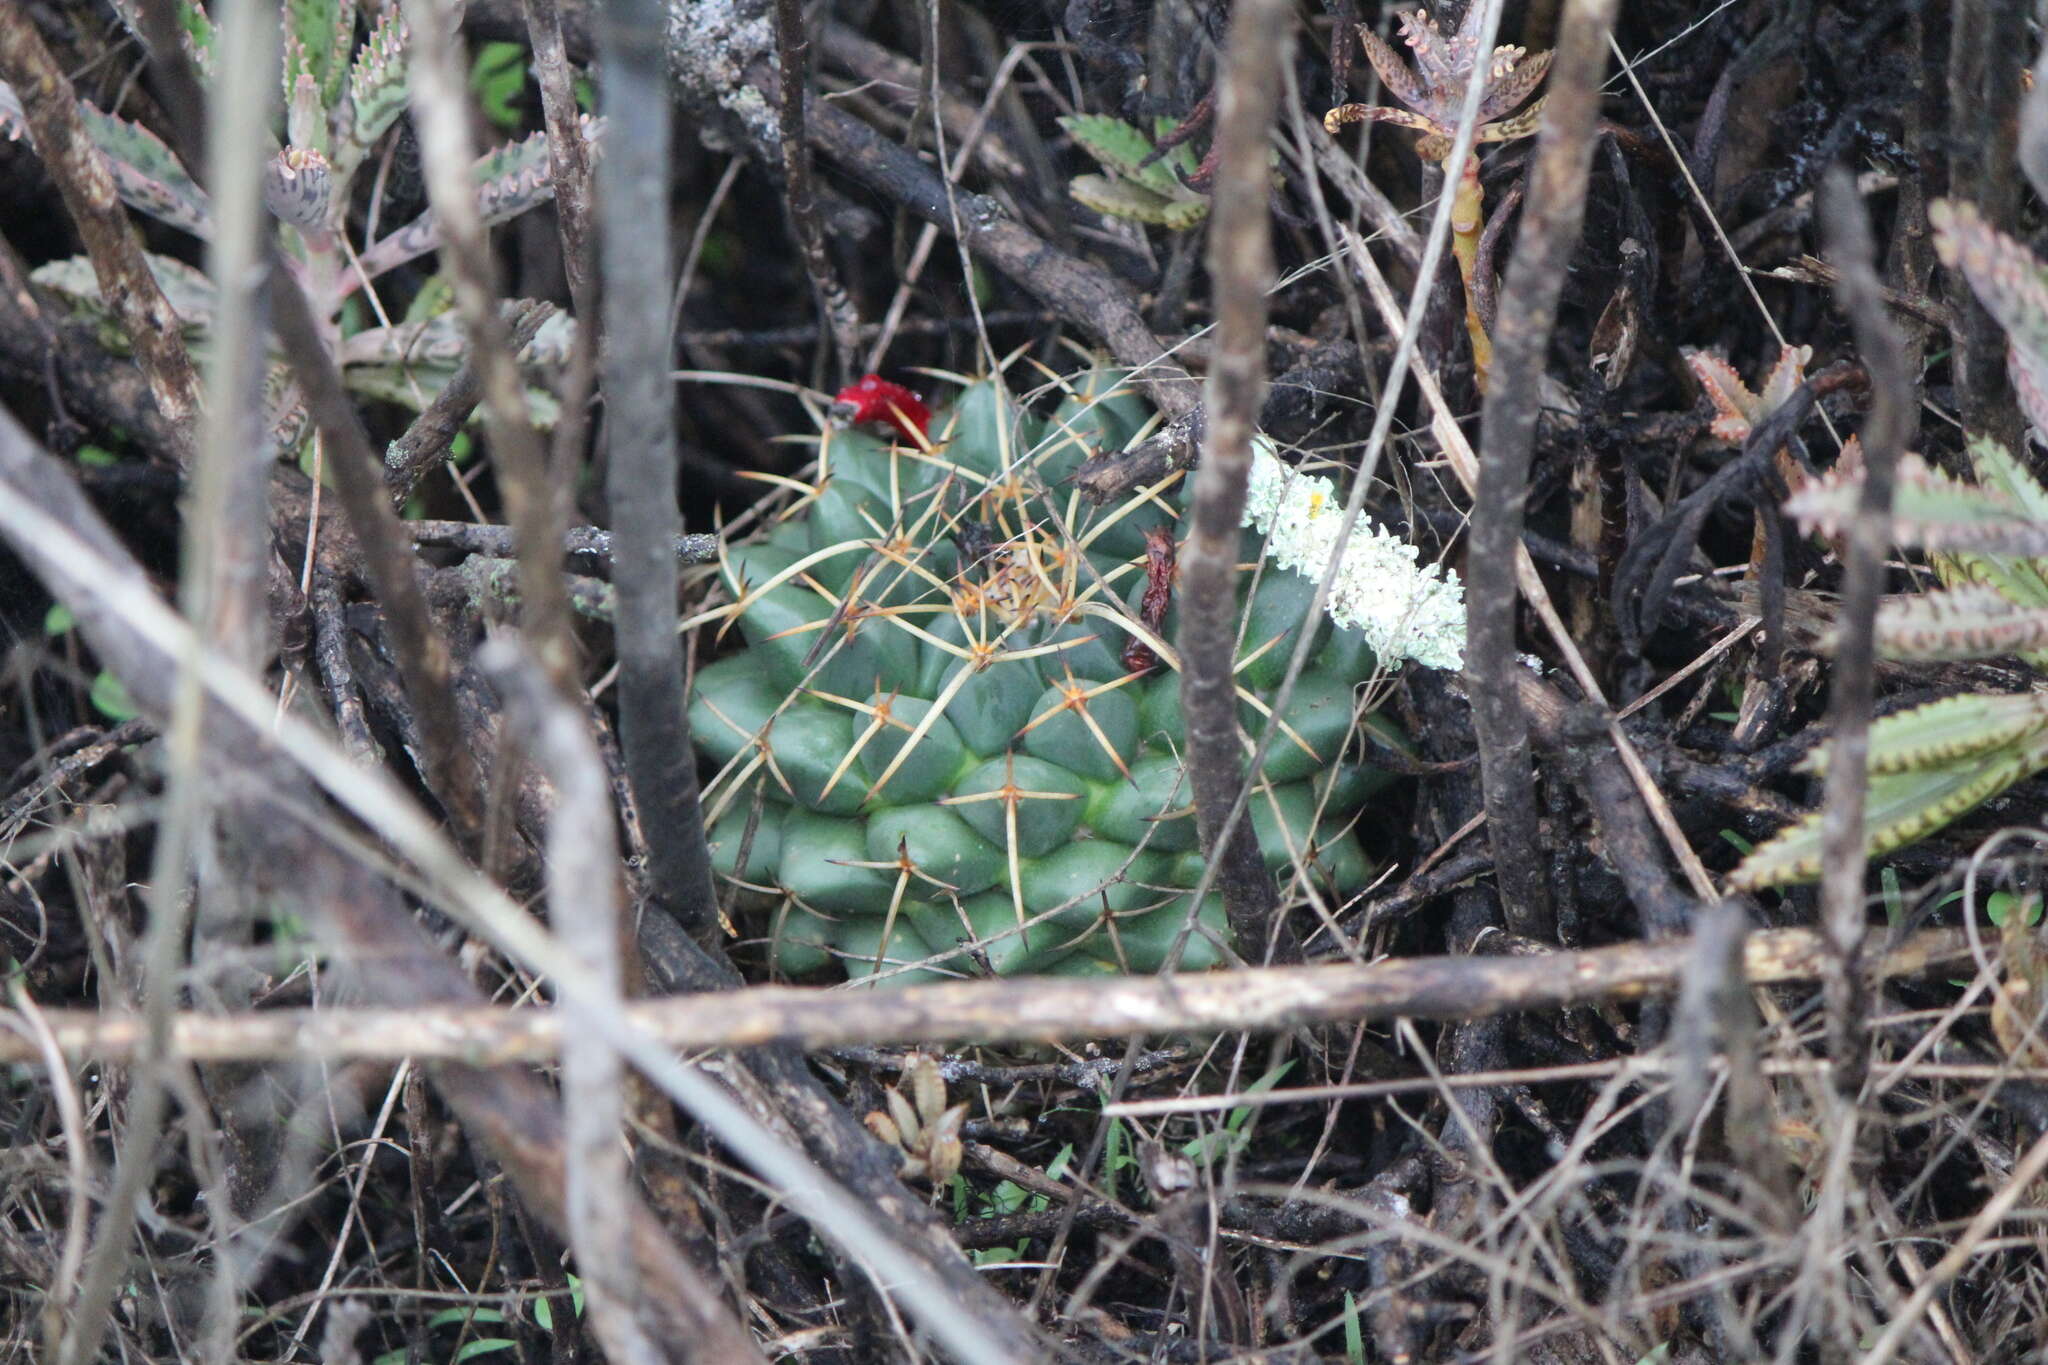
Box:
1467 0 1617 940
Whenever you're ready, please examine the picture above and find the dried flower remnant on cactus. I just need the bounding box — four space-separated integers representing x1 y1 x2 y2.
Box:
832 374 932 441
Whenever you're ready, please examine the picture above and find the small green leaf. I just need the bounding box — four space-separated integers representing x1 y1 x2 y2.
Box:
43 604 74 636
1343 1292 1366 1365
1987 890 2044 928
470 41 527 131
1068 174 1206 230
76 445 119 467
1061 114 1166 186
451 1339 518 1363
90 671 139 723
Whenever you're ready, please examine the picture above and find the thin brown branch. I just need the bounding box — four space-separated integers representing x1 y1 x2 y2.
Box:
0 927 1974 1066
522 0 598 326
1816 167 1913 1099
795 89 1198 419
1177 0 1294 961
1467 0 1618 941
0 6 200 455
383 299 557 503
773 0 861 384
402 0 579 690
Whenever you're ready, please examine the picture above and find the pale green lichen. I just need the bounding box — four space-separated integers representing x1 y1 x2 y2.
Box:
1242 439 1466 671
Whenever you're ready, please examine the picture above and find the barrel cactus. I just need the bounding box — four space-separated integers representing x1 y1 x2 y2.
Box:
690 369 1417 984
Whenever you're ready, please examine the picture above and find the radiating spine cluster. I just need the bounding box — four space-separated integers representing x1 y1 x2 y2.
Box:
691 370 1434 983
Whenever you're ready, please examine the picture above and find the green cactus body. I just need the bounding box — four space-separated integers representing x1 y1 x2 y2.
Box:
691 371 1395 982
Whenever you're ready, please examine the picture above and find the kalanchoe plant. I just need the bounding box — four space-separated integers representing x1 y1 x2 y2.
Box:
1323 5 1550 390
1730 201 2048 890
0 0 595 446
692 366 1457 984
1060 114 1210 231
1688 342 1815 577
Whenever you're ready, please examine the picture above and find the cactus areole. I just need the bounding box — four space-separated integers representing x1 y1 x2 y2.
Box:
691 370 1415 985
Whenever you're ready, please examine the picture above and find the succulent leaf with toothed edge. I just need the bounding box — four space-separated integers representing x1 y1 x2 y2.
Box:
1730 201 2048 890
692 367 1462 984
0 0 597 448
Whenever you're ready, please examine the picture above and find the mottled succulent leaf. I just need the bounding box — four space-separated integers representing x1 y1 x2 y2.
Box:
264 146 332 227
1754 344 1813 418
1477 45 1552 122
1321 102 1439 138
1800 691 2048 777
1357 24 1431 115
1685 349 1758 441
355 119 604 280
339 7 408 175
0 91 228 238
2012 339 2048 439
1871 586 2048 661
33 252 216 331
1731 732 2048 889
1476 97 1548 143
1933 198 2048 391
284 0 348 108
1966 434 2048 525
341 303 574 369
1932 550 2048 669
287 66 324 154
1786 454 2048 557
